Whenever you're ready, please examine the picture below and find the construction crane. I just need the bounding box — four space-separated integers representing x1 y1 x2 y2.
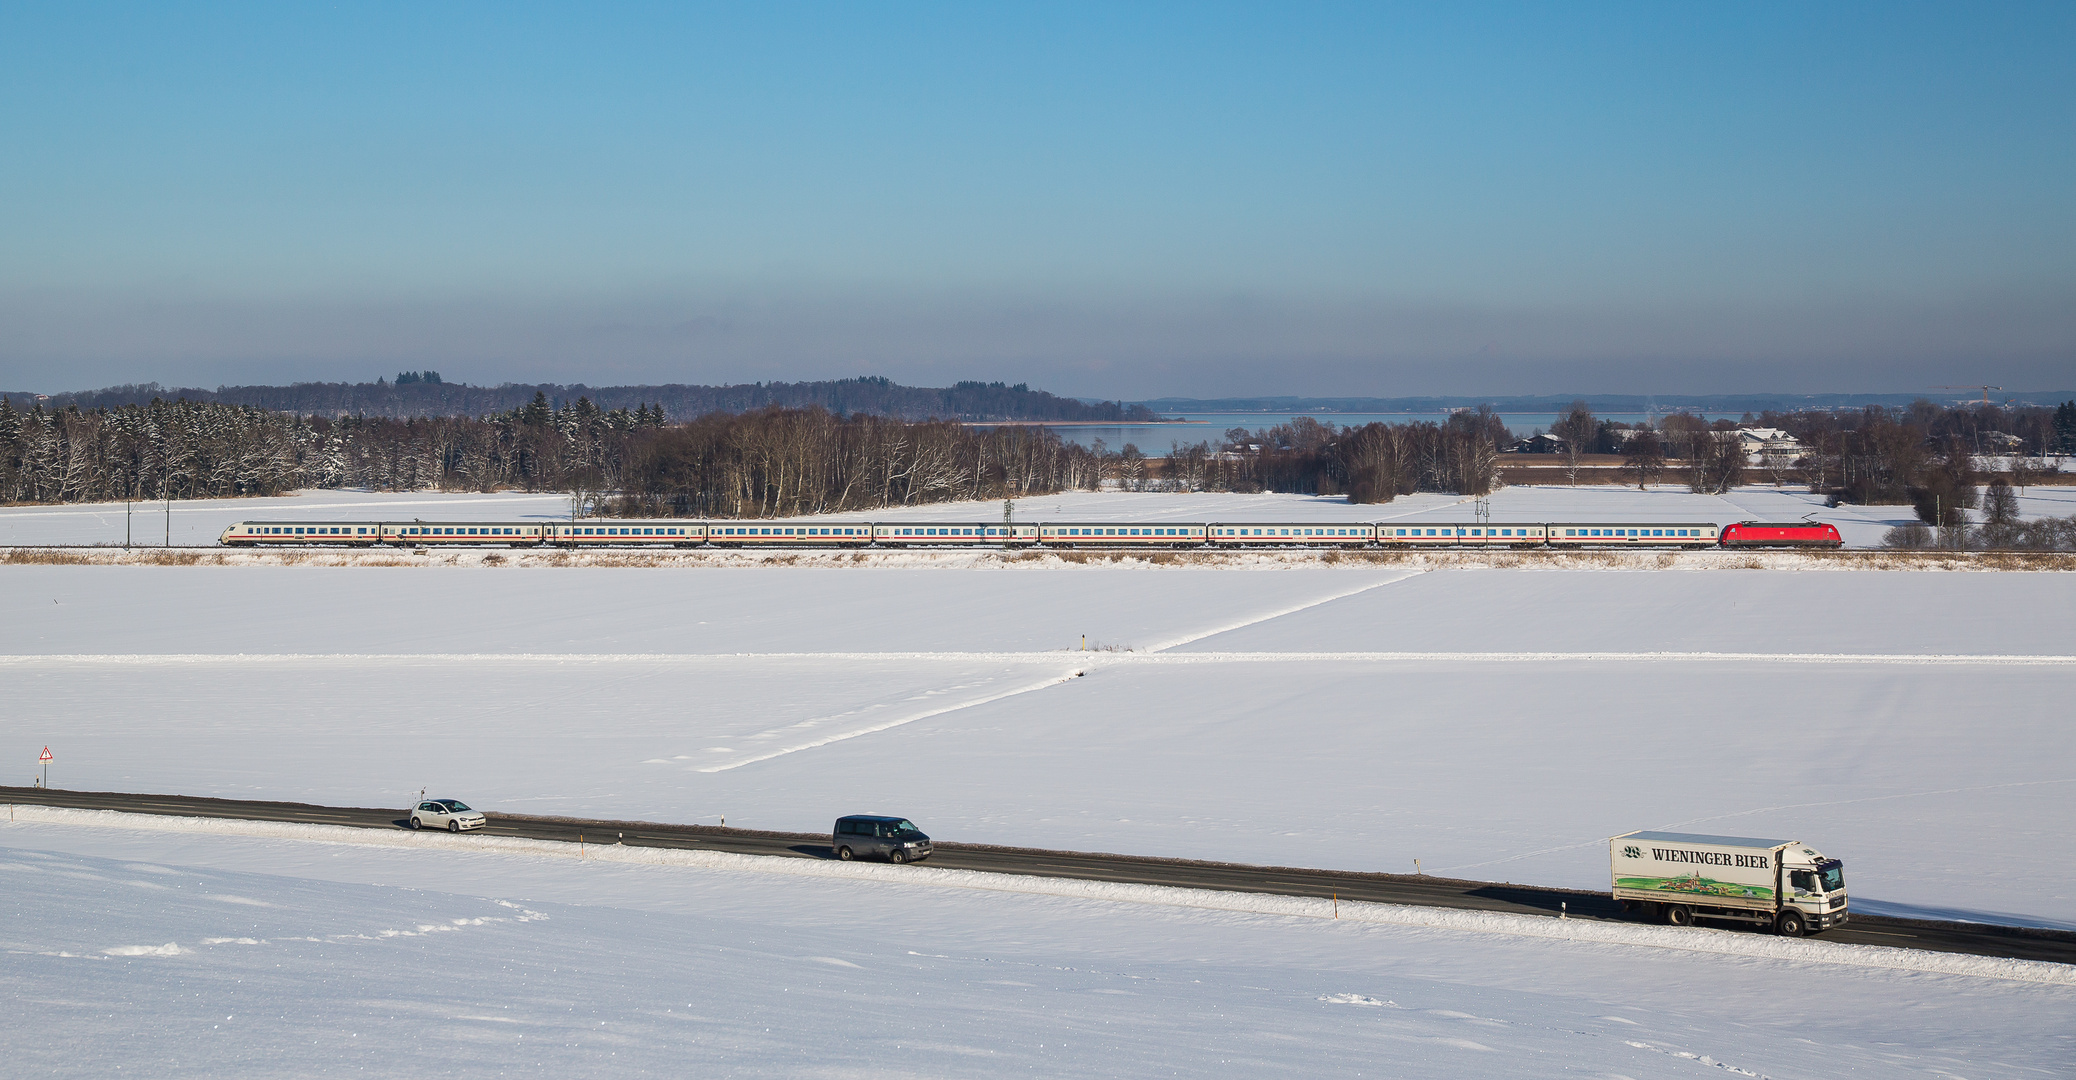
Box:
1934 385 2002 408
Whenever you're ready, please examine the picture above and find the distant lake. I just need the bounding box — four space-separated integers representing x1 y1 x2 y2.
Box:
973 412 1746 453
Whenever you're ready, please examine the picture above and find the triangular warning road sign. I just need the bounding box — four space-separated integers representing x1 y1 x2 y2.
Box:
39 747 52 762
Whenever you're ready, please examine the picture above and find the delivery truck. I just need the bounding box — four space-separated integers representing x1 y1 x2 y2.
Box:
1610 831 1847 936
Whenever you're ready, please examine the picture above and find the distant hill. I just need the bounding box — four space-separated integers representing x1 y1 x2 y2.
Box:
1135 392 2076 414
10 376 1166 423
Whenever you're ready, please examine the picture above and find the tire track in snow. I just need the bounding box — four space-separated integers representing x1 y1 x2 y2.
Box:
1135 570 1424 652
697 570 1427 768
690 668 1086 773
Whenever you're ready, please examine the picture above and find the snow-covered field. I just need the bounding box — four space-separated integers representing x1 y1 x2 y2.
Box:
6 483 2075 549
6 490 2075 1075
4 811 2070 1079
5 563 2074 929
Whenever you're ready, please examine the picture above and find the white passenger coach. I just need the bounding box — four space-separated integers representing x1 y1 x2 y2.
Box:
219 517 1772 550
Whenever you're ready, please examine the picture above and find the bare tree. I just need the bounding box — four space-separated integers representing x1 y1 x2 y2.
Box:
1620 429 1665 490
1550 401 1596 486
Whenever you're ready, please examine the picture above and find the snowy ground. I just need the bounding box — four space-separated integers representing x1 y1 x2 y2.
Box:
6 483 2075 548
5 564 2073 930
8 490 2075 1075
3 811 2071 1079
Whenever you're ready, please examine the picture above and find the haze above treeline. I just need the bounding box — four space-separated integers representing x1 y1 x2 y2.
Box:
3 376 2073 424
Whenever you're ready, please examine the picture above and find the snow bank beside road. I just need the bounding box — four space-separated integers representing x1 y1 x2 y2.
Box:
11 805 2070 986
8 810 2074 1078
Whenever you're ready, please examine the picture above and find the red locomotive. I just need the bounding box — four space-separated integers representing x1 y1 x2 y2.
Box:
1718 521 1843 549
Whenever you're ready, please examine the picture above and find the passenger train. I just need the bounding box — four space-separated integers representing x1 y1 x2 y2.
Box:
220 519 1843 549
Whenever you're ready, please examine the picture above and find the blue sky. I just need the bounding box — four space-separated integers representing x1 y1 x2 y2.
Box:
1 2 2069 397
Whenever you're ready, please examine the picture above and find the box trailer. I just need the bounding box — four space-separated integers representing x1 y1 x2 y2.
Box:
1610 831 1848 936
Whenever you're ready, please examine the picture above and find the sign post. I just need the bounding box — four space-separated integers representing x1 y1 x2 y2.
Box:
39 746 52 789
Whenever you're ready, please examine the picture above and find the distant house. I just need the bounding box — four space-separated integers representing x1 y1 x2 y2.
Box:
1505 433 1566 454
1981 431 2025 452
1725 427 1803 465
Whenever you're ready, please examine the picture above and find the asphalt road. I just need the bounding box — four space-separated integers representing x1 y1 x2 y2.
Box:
7 785 2072 967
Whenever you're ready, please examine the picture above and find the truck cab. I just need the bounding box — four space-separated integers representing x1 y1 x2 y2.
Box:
1779 850 1849 935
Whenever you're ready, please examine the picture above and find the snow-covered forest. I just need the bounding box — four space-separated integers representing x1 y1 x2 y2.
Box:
0 392 1117 516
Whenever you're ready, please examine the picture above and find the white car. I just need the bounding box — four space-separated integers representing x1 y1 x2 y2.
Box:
410 799 487 832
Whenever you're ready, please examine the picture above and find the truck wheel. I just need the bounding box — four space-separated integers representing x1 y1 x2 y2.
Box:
1664 904 1693 927
837 846 854 861
1776 911 1806 937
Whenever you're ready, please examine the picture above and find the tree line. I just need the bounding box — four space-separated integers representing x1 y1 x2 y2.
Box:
0 393 1108 515
21 375 1166 424
6 389 2070 528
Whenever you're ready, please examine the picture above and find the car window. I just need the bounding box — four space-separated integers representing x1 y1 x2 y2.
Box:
443 801 471 812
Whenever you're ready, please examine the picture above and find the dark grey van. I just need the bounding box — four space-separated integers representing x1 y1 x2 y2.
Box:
832 815 933 863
